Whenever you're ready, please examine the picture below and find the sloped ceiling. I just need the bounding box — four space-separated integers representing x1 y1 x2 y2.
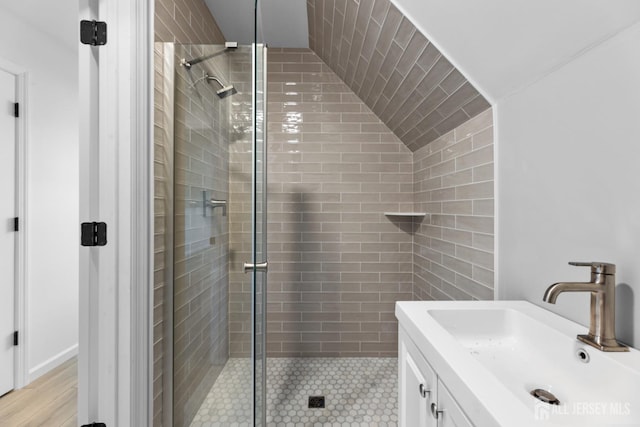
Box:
390 0 640 102
307 0 491 152
207 0 640 151
205 0 490 151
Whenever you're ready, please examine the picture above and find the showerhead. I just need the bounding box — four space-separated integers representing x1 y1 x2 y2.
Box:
205 74 237 98
216 85 237 98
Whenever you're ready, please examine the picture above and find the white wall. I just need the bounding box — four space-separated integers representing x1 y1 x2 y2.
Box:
497 22 640 347
0 7 79 379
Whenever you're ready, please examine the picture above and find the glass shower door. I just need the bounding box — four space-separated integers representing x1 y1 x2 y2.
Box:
165 39 267 426
249 43 268 426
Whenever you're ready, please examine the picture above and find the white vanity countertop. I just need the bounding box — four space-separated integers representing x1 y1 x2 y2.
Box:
395 300 640 427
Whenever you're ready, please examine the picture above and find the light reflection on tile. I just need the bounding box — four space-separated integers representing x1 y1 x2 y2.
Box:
285 112 303 123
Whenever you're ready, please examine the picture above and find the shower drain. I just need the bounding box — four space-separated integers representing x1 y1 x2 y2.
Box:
308 396 325 408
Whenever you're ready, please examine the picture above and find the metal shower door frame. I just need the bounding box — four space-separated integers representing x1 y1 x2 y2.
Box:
250 42 269 427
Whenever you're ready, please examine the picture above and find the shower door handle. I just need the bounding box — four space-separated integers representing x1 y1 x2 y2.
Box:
243 261 268 273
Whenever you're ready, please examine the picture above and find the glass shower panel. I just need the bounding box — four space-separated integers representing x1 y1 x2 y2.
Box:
167 40 267 426
251 43 268 427
171 43 253 427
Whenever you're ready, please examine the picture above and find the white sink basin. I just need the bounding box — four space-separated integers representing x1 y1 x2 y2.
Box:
396 301 640 426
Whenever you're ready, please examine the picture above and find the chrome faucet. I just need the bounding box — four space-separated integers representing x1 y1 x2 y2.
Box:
543 262 628 352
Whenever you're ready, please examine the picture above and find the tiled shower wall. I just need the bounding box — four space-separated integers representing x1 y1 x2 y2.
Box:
232 48 416 357
413 109 494 301
153 1 225 425
171 45 232 427
306 0 490 152
155 0 225 43
228 49 494 357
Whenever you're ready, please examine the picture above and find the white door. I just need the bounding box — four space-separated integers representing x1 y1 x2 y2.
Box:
0 68 16 396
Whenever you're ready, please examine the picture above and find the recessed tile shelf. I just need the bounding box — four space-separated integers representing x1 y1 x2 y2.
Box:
384 212 427 217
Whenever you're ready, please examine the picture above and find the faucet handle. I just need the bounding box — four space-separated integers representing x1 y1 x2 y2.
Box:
569 262 616 275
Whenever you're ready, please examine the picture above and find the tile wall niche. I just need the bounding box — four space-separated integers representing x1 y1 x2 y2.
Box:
229 48 416 357
413 108 494 301
153 1 225 425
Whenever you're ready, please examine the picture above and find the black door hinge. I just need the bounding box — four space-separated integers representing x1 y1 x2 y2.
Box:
80 20 107 46
14 103 19 118
13 217 18 232
13 331 18 346
81 423 106 427
81 222 107 247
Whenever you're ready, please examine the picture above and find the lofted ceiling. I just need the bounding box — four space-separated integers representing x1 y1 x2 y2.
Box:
206 0 640 150
15 0 633 151
206 0 491 151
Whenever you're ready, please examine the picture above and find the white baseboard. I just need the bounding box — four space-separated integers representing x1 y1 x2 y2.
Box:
28 344 78 384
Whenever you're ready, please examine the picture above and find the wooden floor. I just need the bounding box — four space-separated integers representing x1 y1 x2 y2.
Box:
0 357 77 427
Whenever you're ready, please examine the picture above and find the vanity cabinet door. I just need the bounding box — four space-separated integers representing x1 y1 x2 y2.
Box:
399 329 437 427
434 380 474 427
403 351 431 426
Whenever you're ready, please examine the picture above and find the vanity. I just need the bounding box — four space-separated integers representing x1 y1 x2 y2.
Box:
396 301 640 426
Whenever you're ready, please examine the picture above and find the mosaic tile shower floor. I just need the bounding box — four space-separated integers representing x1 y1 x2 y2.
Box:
190 357 398 427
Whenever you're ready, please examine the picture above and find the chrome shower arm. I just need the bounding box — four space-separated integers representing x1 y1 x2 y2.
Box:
180 41 238 69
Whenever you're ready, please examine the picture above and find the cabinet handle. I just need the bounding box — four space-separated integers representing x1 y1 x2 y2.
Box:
431 402 443 419
418 383 430 398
